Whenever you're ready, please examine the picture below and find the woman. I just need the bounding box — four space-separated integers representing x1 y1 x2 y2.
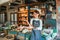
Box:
26 10 43 40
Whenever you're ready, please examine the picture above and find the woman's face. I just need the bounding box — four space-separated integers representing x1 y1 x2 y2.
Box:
33 12 39 18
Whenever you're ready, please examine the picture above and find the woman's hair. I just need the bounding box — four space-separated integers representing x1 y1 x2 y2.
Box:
34 10 41 19
34 10 39 14
46 24 52 28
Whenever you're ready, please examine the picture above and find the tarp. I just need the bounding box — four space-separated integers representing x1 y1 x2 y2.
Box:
0 0 9 4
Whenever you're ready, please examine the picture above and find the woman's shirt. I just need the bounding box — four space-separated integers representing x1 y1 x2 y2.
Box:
30 18 42 30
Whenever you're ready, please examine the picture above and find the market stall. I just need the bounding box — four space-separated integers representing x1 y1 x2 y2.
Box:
0 0 57 40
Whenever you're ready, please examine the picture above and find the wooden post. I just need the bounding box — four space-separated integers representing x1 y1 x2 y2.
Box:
6 3 10 22
28 5 30 23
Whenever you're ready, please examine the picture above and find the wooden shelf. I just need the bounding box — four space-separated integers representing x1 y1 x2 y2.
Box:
18 8 28 26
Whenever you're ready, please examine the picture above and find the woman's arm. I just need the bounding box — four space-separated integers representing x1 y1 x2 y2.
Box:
24 20 34 29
